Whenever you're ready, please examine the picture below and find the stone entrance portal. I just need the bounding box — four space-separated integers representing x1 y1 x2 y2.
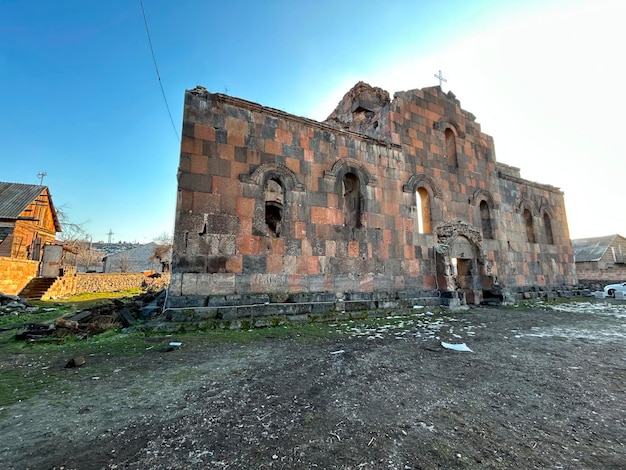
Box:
436 221 492 305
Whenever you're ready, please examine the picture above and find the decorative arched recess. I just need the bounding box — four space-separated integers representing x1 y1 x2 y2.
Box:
433 117 466 138
470 189 497 240
403 174 442 235
436 220 494 304
240 162 305 191
515 197 537 216
538 203 554 220
517 199 537 243
436 221 485 264
402 174 443 199
470 188 498 209
324 158 378 187
240 163 304 238
324 159 375 228
539 204 555 245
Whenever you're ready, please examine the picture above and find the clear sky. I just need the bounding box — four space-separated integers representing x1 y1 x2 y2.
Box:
1 0 623 243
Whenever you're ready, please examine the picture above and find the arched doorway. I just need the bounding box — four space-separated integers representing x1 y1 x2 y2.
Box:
448 236 481 305
436 221 492 305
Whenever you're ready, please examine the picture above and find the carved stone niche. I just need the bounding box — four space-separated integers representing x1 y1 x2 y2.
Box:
436 220 483 251
435 221 488 304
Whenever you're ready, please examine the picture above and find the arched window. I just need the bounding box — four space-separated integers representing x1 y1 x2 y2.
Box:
479 200 494 239
543 212 554 244
523 209 535 243
342 172 361 228
445 128 458 168
264 178 283 237
416 187 432 234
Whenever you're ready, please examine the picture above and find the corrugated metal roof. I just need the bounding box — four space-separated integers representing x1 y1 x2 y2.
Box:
571 234 620 262
0 181 47 219
0 181 61 232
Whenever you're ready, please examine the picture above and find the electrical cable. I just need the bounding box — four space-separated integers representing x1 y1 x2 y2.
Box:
140 0 180 142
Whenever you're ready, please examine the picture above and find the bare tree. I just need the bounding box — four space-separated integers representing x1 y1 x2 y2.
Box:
55 205 87 247
151 231 172 272
74 239 105 272
118 251 131 273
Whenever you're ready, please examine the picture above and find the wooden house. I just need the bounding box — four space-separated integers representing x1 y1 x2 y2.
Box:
0 182 61 259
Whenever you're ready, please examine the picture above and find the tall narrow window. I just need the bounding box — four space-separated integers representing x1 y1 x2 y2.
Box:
416 187 432 234
343 173 361 228
480 200 494 239
524 209 535 243
543 213 554 244
264 178 283 237
445 128 458 168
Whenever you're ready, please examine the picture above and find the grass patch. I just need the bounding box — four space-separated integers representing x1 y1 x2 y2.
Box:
54 289 144 303
0 367 57 408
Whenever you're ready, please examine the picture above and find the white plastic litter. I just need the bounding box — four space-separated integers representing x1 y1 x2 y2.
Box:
441 341 473 352
330 349 345 355
169 342 182 347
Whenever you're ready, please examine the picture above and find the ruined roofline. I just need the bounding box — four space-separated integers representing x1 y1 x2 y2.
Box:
394 85 479 126
187 86 401 150
497 165 563 195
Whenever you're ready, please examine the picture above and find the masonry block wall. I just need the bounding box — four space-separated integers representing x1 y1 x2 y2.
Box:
0 258 39 295
170 83 576 306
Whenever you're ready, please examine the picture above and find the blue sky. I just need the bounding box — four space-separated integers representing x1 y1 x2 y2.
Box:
1 0 623 242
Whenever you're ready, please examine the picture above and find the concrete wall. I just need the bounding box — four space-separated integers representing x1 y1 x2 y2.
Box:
0 258 39 295
170 84 575 307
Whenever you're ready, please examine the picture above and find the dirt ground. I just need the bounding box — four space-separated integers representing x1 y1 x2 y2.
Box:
1 300 625 469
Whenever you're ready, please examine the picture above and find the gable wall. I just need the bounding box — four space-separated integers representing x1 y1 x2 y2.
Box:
171 86 576 303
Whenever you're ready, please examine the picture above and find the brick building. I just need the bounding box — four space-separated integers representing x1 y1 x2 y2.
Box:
169 82 576 310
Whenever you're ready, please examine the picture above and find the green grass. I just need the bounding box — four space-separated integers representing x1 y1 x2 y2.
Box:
0 300 454 409
54 289 143 304
0 367 57 407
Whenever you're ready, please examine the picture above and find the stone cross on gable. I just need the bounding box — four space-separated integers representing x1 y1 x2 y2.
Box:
434 69 447 87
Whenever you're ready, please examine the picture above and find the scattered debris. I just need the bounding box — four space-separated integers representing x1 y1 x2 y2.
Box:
65 356 86 368
15 323 55 340
0 292 35 315
441 341 473 352
55 318 79 329
11 289 168 341
165 341 182 352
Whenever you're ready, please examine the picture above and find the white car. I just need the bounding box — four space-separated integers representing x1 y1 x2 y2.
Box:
603 282 626 298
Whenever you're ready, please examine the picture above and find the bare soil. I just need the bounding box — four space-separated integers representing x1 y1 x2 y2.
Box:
1 301 625 469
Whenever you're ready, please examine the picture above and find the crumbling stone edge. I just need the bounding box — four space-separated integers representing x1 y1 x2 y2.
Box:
132 286 582 333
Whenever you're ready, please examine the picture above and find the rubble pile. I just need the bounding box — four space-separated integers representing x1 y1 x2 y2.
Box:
6 290 167 341
0 292 39 316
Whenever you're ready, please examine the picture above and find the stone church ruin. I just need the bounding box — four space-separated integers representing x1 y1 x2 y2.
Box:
167 81 576 320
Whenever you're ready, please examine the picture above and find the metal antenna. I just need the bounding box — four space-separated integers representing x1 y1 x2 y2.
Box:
107 229 114 244
37 172 47 185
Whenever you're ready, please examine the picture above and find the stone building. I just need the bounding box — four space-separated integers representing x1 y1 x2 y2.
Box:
168 82 576 311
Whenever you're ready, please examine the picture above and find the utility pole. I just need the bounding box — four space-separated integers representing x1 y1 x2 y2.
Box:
107 229 114 244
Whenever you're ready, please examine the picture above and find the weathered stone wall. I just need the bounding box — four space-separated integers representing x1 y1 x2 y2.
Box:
0 258 39 295
170 84 575 308
43 273 171 300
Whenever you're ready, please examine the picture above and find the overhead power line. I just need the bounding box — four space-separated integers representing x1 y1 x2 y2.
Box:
140 0 180 142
